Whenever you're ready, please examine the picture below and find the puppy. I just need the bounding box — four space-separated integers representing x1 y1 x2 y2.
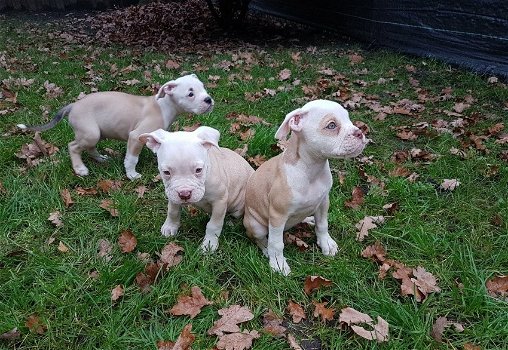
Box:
140 126 254 252
18 74 213 179
243 100 368 275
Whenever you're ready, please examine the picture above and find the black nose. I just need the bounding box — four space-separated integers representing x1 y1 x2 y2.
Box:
204 96 212 104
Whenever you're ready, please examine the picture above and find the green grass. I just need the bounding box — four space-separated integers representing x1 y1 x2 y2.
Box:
1 13 508 350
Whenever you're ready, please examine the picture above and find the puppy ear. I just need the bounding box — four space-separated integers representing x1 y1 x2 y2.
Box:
139 129 167 153
156 81 177 99
275 108 308 140
194 126 220 149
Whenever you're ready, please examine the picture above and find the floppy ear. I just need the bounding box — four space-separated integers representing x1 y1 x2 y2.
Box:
156 81 177 99
139 129 168 153
194 126 220 150
275 108 308 140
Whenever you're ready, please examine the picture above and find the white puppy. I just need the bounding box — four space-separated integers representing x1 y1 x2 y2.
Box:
243 100 368 275
18 74 213 180
140 126 254 252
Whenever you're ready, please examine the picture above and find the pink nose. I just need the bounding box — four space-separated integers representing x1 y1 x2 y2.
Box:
352 129 364 139
178 190 192 200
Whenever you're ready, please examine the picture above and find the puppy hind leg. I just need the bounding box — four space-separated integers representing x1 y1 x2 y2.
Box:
125 131 144 180
244 216 269 256
87 147 109 163
68 140 89 176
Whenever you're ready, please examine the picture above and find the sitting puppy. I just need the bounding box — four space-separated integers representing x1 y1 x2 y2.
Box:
243 100 368 275
140 126 254 252
18 74 213 180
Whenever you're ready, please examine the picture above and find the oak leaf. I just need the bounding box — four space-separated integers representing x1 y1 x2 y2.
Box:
439 179 460 191
431 316 464 343
355 216 385 241
0 328 20 340
118 230 137 253
97 239 113 261
58 241 69 253
97 179 123 193
208 305 254 336
485 275 508 299
100 199 119 217
339 308 389 343
48 211 63 227
304 276 332 295
158 242 184 269
216 330 260 350
278 69 291 81
287 334 303 350
262 309 286 337
111 284 124 301
344 186 365 209
286 300 306 323
312 301 335 322
60 189 74 207
168 286 212 319
157 324 195 350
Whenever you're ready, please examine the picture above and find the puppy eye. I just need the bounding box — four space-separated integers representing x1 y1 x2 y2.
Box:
163 170 171 176
195 167 203 174
188 92 194 97
326 122 337 130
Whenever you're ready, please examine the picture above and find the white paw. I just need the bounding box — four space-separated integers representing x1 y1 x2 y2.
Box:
269 255 291 276
317 236 338 256
302 216 315 226
74 165 89 176
161 221 179 237
201 236 219 253
126 171 141 180
95 154 109 163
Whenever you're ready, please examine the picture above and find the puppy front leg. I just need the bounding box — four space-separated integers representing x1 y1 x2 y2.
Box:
161 201 181 237
201 198 228 253
314 195 338 256
267 208 291 275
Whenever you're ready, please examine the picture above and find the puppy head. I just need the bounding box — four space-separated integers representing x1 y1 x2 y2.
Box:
275 99 367 159
156 74 214 114
139 126 220 204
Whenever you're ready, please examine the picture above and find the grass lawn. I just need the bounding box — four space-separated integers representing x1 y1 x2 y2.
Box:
1 9 507 350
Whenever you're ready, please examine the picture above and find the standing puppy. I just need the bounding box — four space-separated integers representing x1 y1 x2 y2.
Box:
140 127 254 252
17 74 213 180
243 100 368 275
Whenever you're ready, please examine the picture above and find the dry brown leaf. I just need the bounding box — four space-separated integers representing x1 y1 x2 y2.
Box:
339 307 373 325
361 241 386 262
97 179 123 193
486 275 508 299
216 330 260 350
287 334 303 350
97 239 113 261
304 275 332 295
234 143 248 157
411 266 441 296
60 189 74 207
118 230 137 253
58 241 69 253
158 242 184 269
135 262 161 293
0 328 21 340
439 179 460 191
262 309 286 337
25 314 47 334
111 284 124 301
278 68 291 81
284 233 309 251
349 54 364 64
350 316 389 343
75 186 98 196
344 186 365 209
247 154 267 167
168 286 213 319
48 211 63 227
488 123 504 135
312 301 335 322
382 202 399 215
135 185 147 198
463 343 481 350
355 216 385 241
208 305 254 336
431 316 464 343
396 130 418 140
286 300 306 323
165 59 180 70
100 199 119 217
157 324 195 350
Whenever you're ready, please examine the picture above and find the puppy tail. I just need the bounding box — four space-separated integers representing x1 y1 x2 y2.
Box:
17 104 73 132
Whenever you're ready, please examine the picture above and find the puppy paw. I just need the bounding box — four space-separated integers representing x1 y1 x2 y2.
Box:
95 154 109 163
318 236 338 256
161 222 179 237
269 255 291 276
126 171 141 180
201 236 219 253
74 165 89 176
302 216 315 226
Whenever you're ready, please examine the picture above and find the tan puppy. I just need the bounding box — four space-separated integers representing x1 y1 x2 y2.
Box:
243 100 368 275
18 74 213 180
140 126 254 252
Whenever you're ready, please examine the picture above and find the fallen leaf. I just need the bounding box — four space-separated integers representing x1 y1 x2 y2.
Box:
247 154 267 167
25 314 46 334
165 59 180 70
58 241 69 253
284 233 309 251
111 284 124 301
168 286 213 319
75 186 98 196
278 69 291 81
287 334 303 350
344 186 365 209
486 275 508 299
396 130 418 140
350 316 389 343
355 216 385 241
361 241 386 262
382 202 399 215
48 211 63 227
349 54 364 64
97 239 113 261
135 185 147 198
100 199 119 217
157 324 195 350
339 307 373 325
463 343 481 350
118 230 137 253
135 262 161 293
97 179 123 193
411 266 441 299
286 300 306 323
262 309 286 337
43 80 63 98
304 276 332 295
0 328 21 340
439 179 460 191
208 305 254 336
488 123 504 135
312 301 335 322
431 316 464 343
60 189 74 207
216 330 260 350
158 242 184 269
